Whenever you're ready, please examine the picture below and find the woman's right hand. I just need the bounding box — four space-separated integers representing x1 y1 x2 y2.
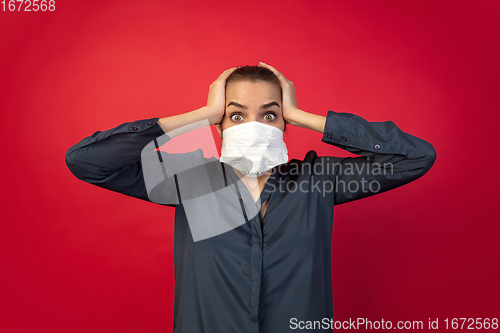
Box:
205 66 240 125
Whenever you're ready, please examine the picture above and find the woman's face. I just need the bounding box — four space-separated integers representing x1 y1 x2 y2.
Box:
217 80 284 138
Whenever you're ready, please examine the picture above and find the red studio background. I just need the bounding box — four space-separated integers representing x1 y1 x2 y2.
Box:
1 0 499 332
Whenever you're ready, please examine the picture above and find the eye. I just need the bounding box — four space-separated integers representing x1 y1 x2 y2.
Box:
263 113 276 121
230 113 244 121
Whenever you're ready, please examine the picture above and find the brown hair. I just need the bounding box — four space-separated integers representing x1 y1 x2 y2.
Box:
225 65 287 132
226 65 281 95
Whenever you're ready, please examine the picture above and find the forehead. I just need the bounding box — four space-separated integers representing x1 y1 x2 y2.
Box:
226 80 281 101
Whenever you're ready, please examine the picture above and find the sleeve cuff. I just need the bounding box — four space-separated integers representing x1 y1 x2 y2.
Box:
321 110 354 146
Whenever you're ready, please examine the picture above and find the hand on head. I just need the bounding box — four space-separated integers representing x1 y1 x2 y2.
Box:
205 66 240 125
257 62 300 124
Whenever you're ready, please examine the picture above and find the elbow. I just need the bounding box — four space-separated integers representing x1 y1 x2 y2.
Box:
65 147 74 166
65 148 83 180
423 142 437 173
416 142 437 178
404 142 437 183
64 147 98 182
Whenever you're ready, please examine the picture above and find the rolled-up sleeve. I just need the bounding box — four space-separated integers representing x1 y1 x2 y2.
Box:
318 110 437 205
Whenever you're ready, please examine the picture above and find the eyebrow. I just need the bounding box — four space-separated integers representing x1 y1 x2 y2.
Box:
226 101 280 109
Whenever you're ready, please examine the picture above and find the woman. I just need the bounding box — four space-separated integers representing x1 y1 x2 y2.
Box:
65 62 436 332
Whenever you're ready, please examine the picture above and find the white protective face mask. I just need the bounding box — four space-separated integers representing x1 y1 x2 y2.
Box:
219 121 289 178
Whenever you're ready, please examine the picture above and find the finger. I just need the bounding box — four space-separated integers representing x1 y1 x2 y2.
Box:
217 66 239 80
218 68 240 85
259 62 279 74
259 62 277 72
259 62 289 84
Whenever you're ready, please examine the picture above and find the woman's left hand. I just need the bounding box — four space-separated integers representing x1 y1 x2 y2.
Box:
258 62 301 125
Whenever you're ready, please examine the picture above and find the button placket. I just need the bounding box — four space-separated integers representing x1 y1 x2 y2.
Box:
224 163 267 332
249 217 263 331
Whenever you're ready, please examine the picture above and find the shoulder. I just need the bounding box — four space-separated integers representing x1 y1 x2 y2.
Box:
288 150 318 164
277 150 319 179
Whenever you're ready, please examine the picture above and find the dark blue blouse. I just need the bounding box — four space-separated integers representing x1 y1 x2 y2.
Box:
65 110 436 332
